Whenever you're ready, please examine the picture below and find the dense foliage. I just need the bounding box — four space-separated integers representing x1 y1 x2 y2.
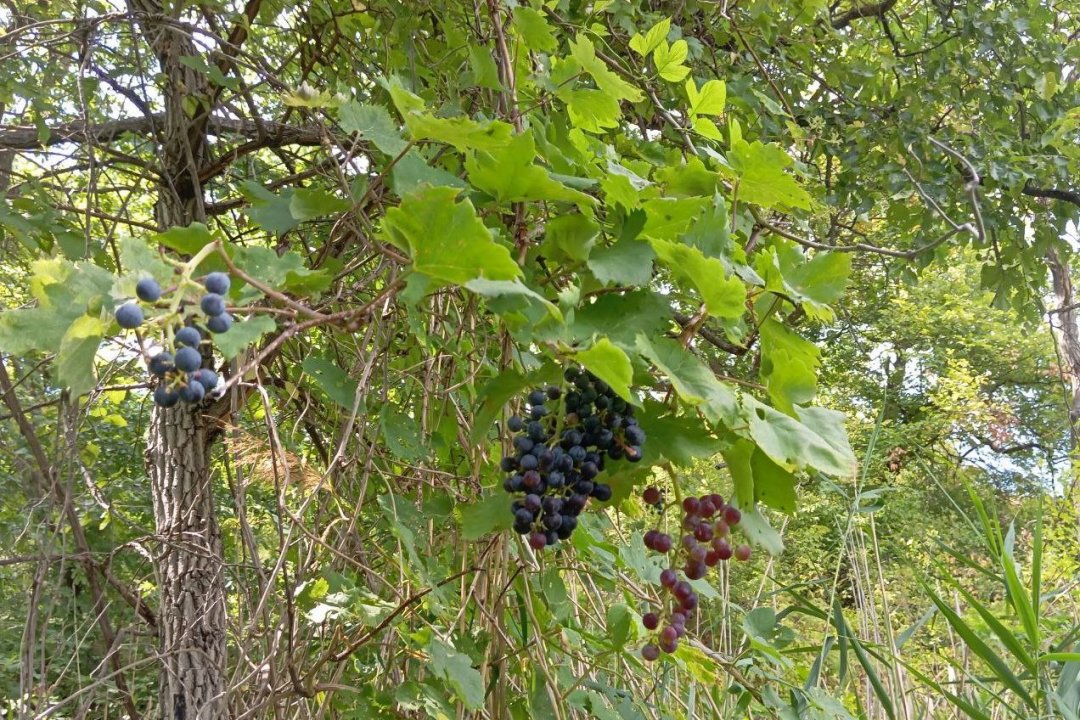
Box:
0 0 1077 718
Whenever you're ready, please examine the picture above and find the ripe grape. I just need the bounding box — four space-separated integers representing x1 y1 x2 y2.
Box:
642 612 659 630
191 368 218 391
203 272 231 295
148 352 174 377
200 293 226 316
641 644 660 662
178 381 205 403
642 486 662 505
136 278 162 302
723 505 742 526
659 569 677 588
498 365 645 553
734 544 752 562
175 326 201 348
115 302 144 329
174 346 201 373
207 312 233 333
153 385 179 408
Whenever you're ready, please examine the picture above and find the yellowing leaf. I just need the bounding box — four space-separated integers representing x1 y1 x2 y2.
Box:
653 40 689 82
570 36 644 103
629 18 671 56
686 79 726 116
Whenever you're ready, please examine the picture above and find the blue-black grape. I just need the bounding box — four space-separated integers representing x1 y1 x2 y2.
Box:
115 303 143 329
207 312 232 334
498 365 645 551
175 326 201 348
178 381 205 403
149 352 173 377
203 272 231 295
136 278 162 302
200 293 226 316
191 368 218 391
174 346 201 373
153 385 179 408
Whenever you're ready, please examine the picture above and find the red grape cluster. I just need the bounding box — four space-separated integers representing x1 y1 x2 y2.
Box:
638 488 752 660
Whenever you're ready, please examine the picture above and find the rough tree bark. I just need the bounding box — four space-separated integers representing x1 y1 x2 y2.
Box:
127 2 227 717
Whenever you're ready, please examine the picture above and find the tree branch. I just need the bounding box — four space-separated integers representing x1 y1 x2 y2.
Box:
0 114 326 150
1023 181 1080 209
831 0 900 29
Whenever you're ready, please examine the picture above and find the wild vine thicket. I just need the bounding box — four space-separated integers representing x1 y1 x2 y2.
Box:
0 1 1078 718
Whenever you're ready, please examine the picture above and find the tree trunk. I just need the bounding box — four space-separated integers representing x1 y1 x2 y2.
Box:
128 2 227 717
1047 248 1080 448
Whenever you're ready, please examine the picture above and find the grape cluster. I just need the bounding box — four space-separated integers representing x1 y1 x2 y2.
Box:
502 366 645 551
638 488 752 660
113 271 234 407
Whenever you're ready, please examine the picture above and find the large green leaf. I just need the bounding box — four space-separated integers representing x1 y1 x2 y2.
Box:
650 239 745 319
57 315 104 397
744 396 855 476
382 186 521 285
635 334 741 427
212 314 276 359
466 133 594 208
726 138 812 211
427 639 485 710
569 36 644 103
587 239 655 286
302 356 359 409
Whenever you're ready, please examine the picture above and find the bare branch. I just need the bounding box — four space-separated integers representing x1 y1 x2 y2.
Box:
0 115 326 151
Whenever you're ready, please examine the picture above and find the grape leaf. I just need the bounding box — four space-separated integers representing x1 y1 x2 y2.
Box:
289 188 350 220
635 334 741 427
466 133 594 208
512 7 557 52
428 639 484 710
629 18 671 56
212 314 276 359
302 356 359 409
576 337 634 401
650 239 745 319
382 186 521 285
686 79 726 117
726 138 812 211
57 315 104 397
653 40 689 82
587 239 655 286
457 491 513 540
569 36 645 103
338 102 408 156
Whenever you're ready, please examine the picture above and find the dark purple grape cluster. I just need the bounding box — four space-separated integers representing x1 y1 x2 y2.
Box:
638 489 752 660
113 271 234 407
502 365 645 551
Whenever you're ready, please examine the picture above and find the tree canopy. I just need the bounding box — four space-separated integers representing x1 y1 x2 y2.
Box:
0 0 1077 718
